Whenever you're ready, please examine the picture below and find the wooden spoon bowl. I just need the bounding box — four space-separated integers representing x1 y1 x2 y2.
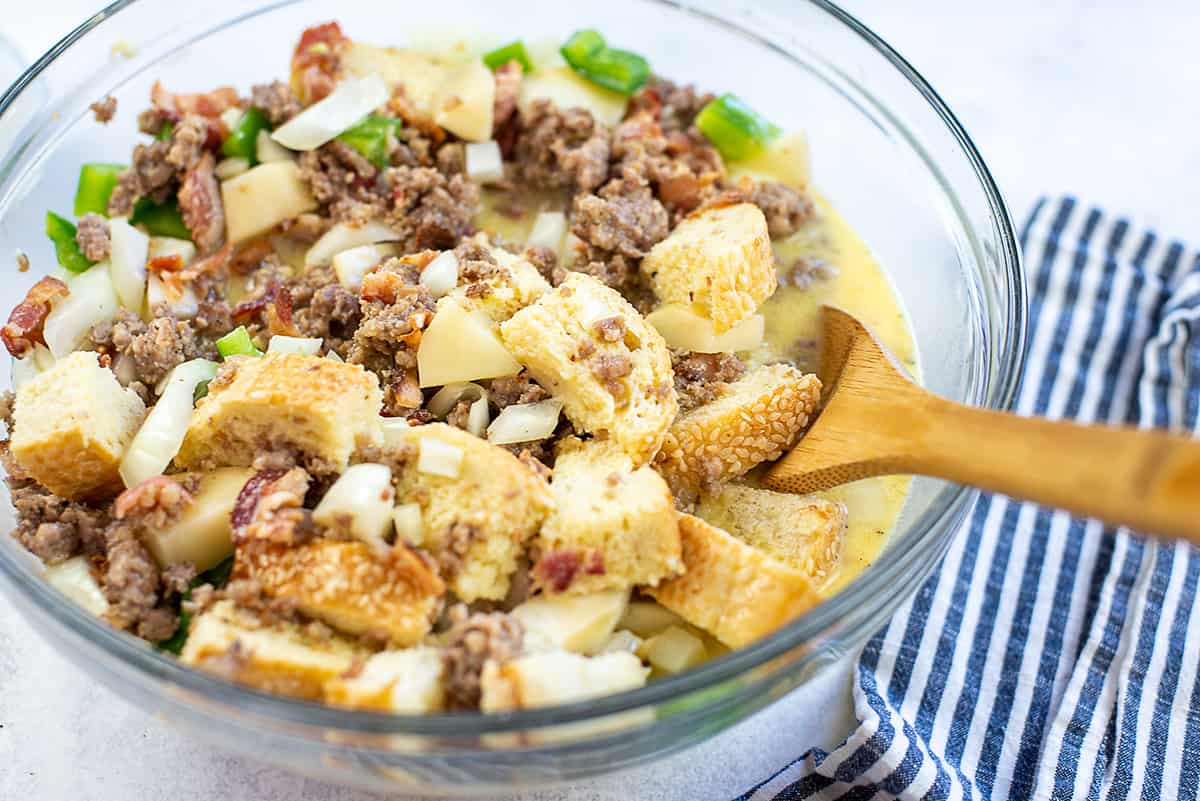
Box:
764 306 1200 542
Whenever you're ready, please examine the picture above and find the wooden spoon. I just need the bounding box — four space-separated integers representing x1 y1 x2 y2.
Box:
763 306 1200 541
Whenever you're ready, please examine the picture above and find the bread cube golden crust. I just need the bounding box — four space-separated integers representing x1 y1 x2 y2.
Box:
450 235 552 322
181 600 366 701
647 515 821 648
640 202 776 333
696 484 846 584
388 423 553 602
11 351 145 501
500 274 677 465
533 440 682 594
238 539 444 646
656 364 821 496
175 353 383 473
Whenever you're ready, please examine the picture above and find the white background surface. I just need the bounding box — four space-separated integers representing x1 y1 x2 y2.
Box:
2 2 1198 799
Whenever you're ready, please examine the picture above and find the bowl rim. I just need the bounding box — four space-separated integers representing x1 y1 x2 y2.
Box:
0 0 1027 736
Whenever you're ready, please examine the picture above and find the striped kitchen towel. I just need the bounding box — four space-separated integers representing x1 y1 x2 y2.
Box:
738 196 1200 801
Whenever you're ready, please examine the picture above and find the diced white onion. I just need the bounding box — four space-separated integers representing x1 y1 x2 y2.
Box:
107 217 149 312
646 305 765 353
486 398 563 445
146 273 199 319
267 335 323 355
326 350 345 363
306 220 402 268
214 156 250 180
427 382 487 418
44 556 109 617
255 128 294 163
466 396 490 438
313 463 395 550
43 263 119 358
392 502 424 547
526 211 566 252
119 358 218 487
11 354 40 392
147 236 196 266
271 73 391 151
465 140 504 183
418 251 459 298
111 352 138 386
332 243 399 290
219 107 244 132
380 415 412 450
416 437 464 478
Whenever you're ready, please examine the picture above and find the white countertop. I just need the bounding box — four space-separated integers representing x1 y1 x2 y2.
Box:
2 2 1197 799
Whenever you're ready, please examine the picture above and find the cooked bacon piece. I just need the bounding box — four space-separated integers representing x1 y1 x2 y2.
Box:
147 254 184 274
492 61 522 133
229 239 274 275
387 91 446 146
232 281 299 337
2 277 69 358
178 151 226 254
149 82 239 147
114 475 194 524
290 22 349 104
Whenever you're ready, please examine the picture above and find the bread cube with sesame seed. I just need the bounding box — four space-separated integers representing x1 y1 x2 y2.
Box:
386 422 554 603
500 274 677 466
532 438 682 595
655 363 821 499
237 538 444 646
175 353 383 474
10 351 146 501
695 484 846 586
640 202 776 334
449 235 552 323
181 600 367 701
647 514 823 648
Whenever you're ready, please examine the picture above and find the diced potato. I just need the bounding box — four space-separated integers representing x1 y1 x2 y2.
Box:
518 66 627 127
324 647 445 713
511 590 629 655
432 62 495 142
646 305 764 354
417 297 522 387
312 463 395 548
11 351 145 501
307 220 401 268
640 202 776 333
619 600 686 639
182 600 366 700
638 625 706 674
480 650 648 712
44 556 108 617
142 468 252 572
221 162 318 244
339 44 448 112
600 629 644 656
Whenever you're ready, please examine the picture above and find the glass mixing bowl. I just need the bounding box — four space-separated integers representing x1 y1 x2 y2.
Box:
0 0 1025 793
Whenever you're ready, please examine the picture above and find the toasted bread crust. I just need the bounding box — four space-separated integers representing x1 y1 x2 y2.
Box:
647 515 821 648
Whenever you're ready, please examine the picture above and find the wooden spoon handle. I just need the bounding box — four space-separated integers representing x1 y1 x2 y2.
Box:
906 395 1200 541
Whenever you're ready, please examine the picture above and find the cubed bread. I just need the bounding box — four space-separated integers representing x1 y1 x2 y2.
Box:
500 274 677 465
696 484 846 584
175 353 383 473
181 600 366 700
387 422 553 602
237 538 444 646
10 351 145 500
655 364 821 497
640 202 776 333
479 650 648 712
647 515 822 648
324 647 446 713
449 235 552 322
532 439 682 594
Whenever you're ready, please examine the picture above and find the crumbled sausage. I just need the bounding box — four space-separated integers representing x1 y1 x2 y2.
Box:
75 213 111 262
178 151 226 254
90 96 117 124
671 350 746 412
166 115 209 171
524 245 567 286
592 315 627 343
513 99 610 193
385 166 479 251
492 61 522 133
297 142 387 226
91 309 210 396
441 606 524 709
779 256 837 290
250 80 302 125
571 174 670 261
488 373 549 409
288 265 362 355
8 480 109 563
743 179 816 239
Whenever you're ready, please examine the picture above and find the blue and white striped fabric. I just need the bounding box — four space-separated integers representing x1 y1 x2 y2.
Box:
738 196 1200 801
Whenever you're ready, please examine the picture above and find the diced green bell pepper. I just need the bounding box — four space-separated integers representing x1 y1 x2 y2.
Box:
131 197 192 240
560 29 649 95
73 163 125 217
482 40 534 73
156 121 175 142
336 114 403 169
44 211 94 273
694 93 781 162
215 325 263 358
221 107 270 165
